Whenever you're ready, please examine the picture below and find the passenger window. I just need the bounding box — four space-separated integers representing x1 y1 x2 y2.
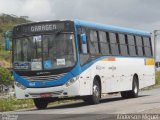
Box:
127 35 136 56
143 37 152 57
89 30 99 54
135 36 143 56
143 37 151 47
109 33 119 55
119 34 128 56
98 31 110 55
144 47 152 57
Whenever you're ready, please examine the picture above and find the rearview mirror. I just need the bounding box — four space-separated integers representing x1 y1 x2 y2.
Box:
80 34 87 54
80 34 87 44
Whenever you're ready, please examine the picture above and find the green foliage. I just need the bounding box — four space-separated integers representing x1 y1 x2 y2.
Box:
0 14 31 34
156 71 160 85
1 21 15 35
0 67 13 85
0 13 31 47
0 97 34 112
0 96 75 112
0 50 11 62
0 13 31 68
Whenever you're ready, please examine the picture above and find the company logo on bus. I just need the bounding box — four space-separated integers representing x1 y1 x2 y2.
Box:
36 72 51 75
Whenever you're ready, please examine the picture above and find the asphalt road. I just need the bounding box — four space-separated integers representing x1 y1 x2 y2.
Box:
3 88 160 120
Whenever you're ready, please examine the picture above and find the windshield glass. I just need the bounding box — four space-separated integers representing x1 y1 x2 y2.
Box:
13 33 76 71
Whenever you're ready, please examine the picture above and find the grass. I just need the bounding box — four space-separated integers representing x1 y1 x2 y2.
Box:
0 50 11 61
0 97 34 112
0 97 75 112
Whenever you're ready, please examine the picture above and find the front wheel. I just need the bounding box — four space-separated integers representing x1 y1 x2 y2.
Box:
121 76 139 98
33 98 48 109
83 80 101 104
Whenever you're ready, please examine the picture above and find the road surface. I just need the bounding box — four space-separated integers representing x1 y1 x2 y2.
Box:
2 88 160 120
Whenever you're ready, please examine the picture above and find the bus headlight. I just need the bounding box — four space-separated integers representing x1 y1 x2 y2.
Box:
65 76 79 87
15 82 27 90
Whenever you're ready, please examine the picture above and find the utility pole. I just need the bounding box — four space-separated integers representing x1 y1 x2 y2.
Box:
154 30 160 69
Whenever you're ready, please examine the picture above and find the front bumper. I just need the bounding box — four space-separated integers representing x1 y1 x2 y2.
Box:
15 80 80 99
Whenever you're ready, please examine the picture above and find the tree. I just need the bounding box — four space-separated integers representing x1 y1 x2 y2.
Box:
0 67 13 92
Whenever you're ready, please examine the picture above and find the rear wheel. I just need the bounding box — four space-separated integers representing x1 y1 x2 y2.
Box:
33 98 48 109
83 80 101 104
121 76 139 98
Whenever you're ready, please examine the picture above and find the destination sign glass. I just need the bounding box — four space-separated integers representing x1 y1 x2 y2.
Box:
13 21 74 36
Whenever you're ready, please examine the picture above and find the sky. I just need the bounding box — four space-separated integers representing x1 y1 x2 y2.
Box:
0 0 160 31
0 0 160 60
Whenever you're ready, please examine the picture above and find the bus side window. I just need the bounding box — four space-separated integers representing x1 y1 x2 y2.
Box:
78 34 82 53
81 34 88 54
109 32 119 55
149 37 153 56
119 34 128 56
89 30 100 54
135 36 143 56
143 37 152 57
78 33 90 66
98 31 110 55
127 35 136 56
78 34 88 54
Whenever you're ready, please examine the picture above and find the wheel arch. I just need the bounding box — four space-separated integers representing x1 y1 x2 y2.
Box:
94 75 102 97
133 73 139 87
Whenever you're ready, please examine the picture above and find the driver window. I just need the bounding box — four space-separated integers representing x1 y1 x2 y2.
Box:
78 34 88 54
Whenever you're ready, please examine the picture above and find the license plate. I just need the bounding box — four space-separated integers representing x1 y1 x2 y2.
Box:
40 93 52 98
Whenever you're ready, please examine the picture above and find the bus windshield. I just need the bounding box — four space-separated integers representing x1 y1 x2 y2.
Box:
13 33 76 71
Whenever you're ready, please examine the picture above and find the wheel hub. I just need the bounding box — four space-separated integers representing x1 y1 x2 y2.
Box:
134 82 138 94
93 85 99 98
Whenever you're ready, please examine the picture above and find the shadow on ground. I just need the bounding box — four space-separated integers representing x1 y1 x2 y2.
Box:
41 94 149 110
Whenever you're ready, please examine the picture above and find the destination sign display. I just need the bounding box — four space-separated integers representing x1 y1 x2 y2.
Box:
30 24 60 32
22 23 64 33
13 21 74 36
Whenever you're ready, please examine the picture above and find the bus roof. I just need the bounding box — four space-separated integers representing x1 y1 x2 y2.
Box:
74 19 150 37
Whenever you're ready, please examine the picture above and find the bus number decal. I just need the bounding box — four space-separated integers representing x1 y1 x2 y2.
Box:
57 59 65 66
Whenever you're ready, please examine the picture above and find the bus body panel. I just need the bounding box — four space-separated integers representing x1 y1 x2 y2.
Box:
15 56 155 99
78 57 155 95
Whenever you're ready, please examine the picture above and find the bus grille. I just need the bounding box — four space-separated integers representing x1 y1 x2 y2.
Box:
22 73 67 81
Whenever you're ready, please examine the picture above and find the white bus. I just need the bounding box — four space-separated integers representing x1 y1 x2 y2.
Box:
12 20 155 109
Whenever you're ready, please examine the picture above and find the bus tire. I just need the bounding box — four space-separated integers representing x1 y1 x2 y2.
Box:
121 76 139 98
83 79 101 104
33 98 48 109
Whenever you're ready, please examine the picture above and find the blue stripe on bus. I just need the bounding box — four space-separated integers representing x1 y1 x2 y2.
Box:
13 63 82 88
13 56 148 88
74 19 150 37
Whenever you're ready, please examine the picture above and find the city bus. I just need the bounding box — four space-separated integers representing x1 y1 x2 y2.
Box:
12 19 155 109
